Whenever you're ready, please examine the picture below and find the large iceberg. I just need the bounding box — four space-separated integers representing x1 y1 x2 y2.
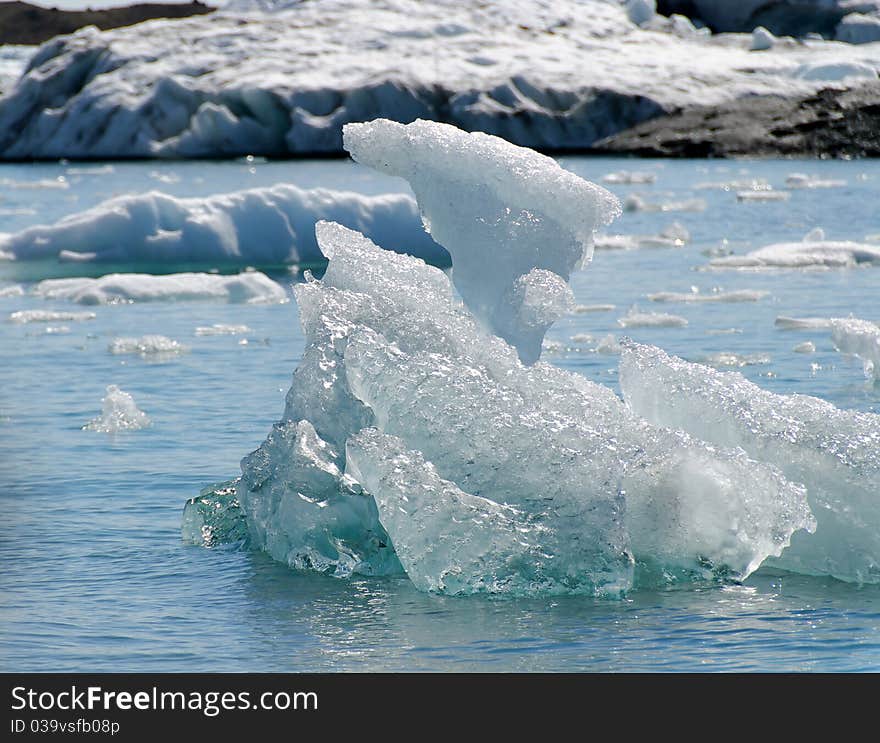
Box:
0 183 445 278
188 120 823 597
620 342 880 583
2 0 879 159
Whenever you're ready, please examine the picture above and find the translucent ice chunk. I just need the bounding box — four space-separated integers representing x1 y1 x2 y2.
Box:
831 318 880 380
109 335 188 357
343 118 620 362
83 385 150 432
620 341 880 583
181 479 250 548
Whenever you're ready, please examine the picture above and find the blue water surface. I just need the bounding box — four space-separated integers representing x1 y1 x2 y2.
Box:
1 157 879 672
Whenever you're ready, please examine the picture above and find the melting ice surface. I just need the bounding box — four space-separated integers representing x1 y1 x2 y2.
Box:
186 120 866 598
84 385 151 433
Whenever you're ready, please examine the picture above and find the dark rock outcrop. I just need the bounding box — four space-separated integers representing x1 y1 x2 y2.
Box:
590 84 880 158
0 1 214 45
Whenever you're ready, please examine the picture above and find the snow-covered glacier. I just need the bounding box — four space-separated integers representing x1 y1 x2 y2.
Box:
619 342 880 583
183 119 847 597
0 183 444 278
3 0 880 159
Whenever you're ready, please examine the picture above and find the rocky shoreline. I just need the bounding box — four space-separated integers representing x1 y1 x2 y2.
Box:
0 1 214 45
590 83 880 158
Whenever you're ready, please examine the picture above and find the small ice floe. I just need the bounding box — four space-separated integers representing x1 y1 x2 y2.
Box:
704 352 772 368
696 178 769 192
617 306 688 328
648 288 768 303
624 194 706 213
736 190 790 202
0 284 24 297
8 309 96 323
793 341 816 354
831 318 880 380
0 176 68 190
750 26 775 51
66 165 115 176
32 272 288 305
595 334 622 354
706 328 743 335
149 170 181 184
785 173 847 189
601 170 656 185
776 316 833 330
595 222 689 250
570 333 593 344
707 228 880 270
108 335 188 358
194 323 253 336
83 385 151 432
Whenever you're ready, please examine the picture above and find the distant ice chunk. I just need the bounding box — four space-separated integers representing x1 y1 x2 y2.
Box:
793 341 816 354
703 351 771 368
602 170 656 185
620 342 880 584
776 316 833 330
736 190 789 202
8 309 96 323
648 289 768 303
750 26 775 51
708 238 880 270
624 194 706 213
0 284 24 297
785 174 847 189
194 323 252 336
33 272 288 305
836 13 880 44
618 306 688 327
574 303 616 313
109 335 188 357
84 385 151 432
596 222 689 251
831 318 880 380
343 118 620 363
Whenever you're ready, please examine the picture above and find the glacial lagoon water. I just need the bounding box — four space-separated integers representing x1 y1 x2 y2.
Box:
1 156 879 672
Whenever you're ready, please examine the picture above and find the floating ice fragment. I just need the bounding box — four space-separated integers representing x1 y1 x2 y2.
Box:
624 194 706 213
708 239 880 270
194 323 252 336
793 341 816 354
736 190 789 202
785 174 847 189
33 272 288 305
750 26 775 51
83 385 151 432
776 316 833 331
109 335 188 357
0 284 24 297
703 352 771 368
831 318 880 380
8 309 96 323
601 170 656 185
574 303 615 313
181 480 249 548
648 289 768 303
618 306 688 328
620 342 880 583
